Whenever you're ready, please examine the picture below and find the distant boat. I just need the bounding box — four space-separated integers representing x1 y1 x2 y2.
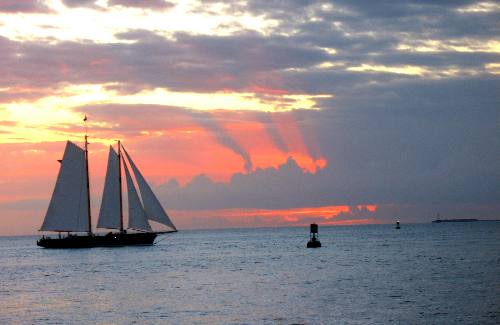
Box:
37 134 177 248
395 220 400 229
432 218 478 223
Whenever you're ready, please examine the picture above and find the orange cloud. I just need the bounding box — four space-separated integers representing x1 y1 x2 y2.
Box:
171 204 379 229
210 110 327 175
321 218 379 226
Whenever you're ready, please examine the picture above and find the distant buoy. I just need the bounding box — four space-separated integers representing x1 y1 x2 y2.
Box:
307 223 322 248
396 220 400 229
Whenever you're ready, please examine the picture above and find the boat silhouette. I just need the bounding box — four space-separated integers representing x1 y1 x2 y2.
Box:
37 121 176 248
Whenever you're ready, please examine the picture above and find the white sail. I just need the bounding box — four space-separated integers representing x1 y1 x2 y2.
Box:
41 141 89 232
123 159 152 232
123 147 176 230
97 146 121 230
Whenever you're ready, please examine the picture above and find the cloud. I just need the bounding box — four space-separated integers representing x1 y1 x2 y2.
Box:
0 31 331 96
150 73 499 216
61 0 97 8
109 0 175 10
1 0 497 100
0 0 52 13
61 0 175 10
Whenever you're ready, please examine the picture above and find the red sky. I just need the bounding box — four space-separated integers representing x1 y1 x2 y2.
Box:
0 108 380 235
0 0 498 235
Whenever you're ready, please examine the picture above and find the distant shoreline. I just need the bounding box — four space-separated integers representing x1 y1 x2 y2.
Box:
431 218 500 223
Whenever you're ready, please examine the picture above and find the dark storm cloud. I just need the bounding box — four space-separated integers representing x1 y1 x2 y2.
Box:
1 31 495 103
233 0 499 66
2 0 498 99
157 157 316 210
330 0 475 18
0 31 332 98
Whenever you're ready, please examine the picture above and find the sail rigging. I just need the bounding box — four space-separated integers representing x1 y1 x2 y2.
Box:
122 146 177 231
37 122 176 248
41 141 90 232
42 139 176 235
123 158 152 232
97 146 121 230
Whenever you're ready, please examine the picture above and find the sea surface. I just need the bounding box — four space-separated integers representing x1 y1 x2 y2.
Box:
0 223 499 324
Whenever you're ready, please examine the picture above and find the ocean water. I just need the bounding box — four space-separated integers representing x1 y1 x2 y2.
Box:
0 223 499 324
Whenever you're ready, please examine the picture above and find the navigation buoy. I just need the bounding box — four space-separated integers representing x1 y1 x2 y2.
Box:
396 220 400 229
307 223 322 248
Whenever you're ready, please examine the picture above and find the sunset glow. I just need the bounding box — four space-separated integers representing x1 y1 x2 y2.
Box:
171 204 379 229
0 0 497 235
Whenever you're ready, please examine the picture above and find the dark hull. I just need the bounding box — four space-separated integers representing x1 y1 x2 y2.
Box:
37 232 159 248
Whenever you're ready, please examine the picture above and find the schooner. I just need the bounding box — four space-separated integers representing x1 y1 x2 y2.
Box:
37 133 177 248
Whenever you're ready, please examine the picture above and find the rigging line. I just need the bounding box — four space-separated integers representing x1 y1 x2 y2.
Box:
83 115 92 234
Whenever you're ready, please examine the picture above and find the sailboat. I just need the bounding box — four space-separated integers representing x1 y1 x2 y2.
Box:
37 135 177 248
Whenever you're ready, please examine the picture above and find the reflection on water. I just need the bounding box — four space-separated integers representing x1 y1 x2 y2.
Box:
0 223 499 324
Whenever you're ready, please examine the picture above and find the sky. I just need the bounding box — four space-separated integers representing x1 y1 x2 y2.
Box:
0 0 499 235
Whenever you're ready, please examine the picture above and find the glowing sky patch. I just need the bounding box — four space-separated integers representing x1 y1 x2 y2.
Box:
0 0 278 43
456 1 500 13
348 64 427 76
0 83 331 144
346 64 483 78
314 61 345 69
485 62 500 74
397 39 500 54
4 83 330 113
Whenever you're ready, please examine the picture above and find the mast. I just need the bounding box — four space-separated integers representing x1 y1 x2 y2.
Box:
118 140 124 232
84 115 93 235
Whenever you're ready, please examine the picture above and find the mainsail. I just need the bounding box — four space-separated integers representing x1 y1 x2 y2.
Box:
97 147 121 230
123 147 177 230
123 159 152 231
40 141 89 232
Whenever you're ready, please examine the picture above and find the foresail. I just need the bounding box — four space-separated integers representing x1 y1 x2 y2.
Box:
123 147 177 230
123 159 152 232
41 141 89 232
97 146 121 230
